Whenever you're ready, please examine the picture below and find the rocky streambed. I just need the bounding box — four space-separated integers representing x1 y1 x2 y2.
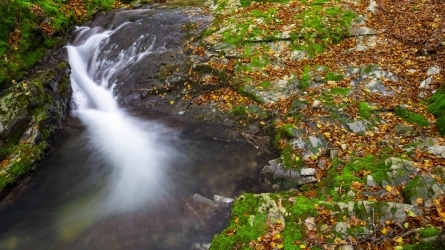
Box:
1 0 445 249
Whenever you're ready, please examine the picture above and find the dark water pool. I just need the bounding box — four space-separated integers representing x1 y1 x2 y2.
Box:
0 112 271 250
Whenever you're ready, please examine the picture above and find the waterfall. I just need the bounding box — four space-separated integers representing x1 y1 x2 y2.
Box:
66 24 177 213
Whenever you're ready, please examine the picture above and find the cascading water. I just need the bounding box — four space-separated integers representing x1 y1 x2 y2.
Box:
0 8 272 250
67 24 177 213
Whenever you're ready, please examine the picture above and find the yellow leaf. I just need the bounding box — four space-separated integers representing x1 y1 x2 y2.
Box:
394 237 403 243
381 227 388 235
169 100 175 105
299 244 306 249
384 186 392 192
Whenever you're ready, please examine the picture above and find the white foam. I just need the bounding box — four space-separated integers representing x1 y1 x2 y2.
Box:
67 26 176 213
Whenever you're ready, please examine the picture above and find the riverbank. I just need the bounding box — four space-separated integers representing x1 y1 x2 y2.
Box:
174 0 445 249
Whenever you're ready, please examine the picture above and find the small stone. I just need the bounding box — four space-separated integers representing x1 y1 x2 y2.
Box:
419 76 433 89
213 195 234 204
347 121 367 133
376 190 388 197
193 193 215 206
312 100 321 107
394 123 414 135
328 148 339 159
347 190 356 197
308 136 322 148
335 222 348 235
301 168 316 176
427 66 441 76
362 191 375 198
298 176 317 185
366 175 377 186
314 75 323 82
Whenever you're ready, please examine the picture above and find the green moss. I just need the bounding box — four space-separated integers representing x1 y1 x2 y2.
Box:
394 106 430 127
293 4 356 57
274 123 295 149
240 0 290 7
232 105 248 117
0 0 116 87
404 238 445 250
427 86 445 136
210 193 270 249
418 228 441 238
358 102 372 120
402 176 424 203
324 155 389 201
0 142 46 189
330 87 350 96
279 144 304 169
300 65 311 90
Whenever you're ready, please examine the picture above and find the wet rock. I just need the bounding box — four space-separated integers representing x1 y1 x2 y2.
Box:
192 193 216 207
262 159 300 180
213 195 234 204
191 242 211 250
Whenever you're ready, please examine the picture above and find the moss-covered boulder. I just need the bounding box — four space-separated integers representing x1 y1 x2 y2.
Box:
0 51 71 190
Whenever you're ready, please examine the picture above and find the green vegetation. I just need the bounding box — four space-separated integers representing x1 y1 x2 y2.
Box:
358 101 372 120
274 123 294 147
0 142 46 189
300 65 311 90
323 155 389 201
0 0 116 87
210 193 270 249
418 227 441 238
293 4 356 57
394 106 430 127
330 87 350 96
427 86 445 136
240 0 290 7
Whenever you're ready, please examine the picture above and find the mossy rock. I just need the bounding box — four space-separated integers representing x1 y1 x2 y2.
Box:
0 60 71 190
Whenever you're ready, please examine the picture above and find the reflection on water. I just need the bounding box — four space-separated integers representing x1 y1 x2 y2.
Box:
0 115 270 249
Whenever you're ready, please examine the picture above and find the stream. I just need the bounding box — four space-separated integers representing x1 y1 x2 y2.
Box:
0 6 271 250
